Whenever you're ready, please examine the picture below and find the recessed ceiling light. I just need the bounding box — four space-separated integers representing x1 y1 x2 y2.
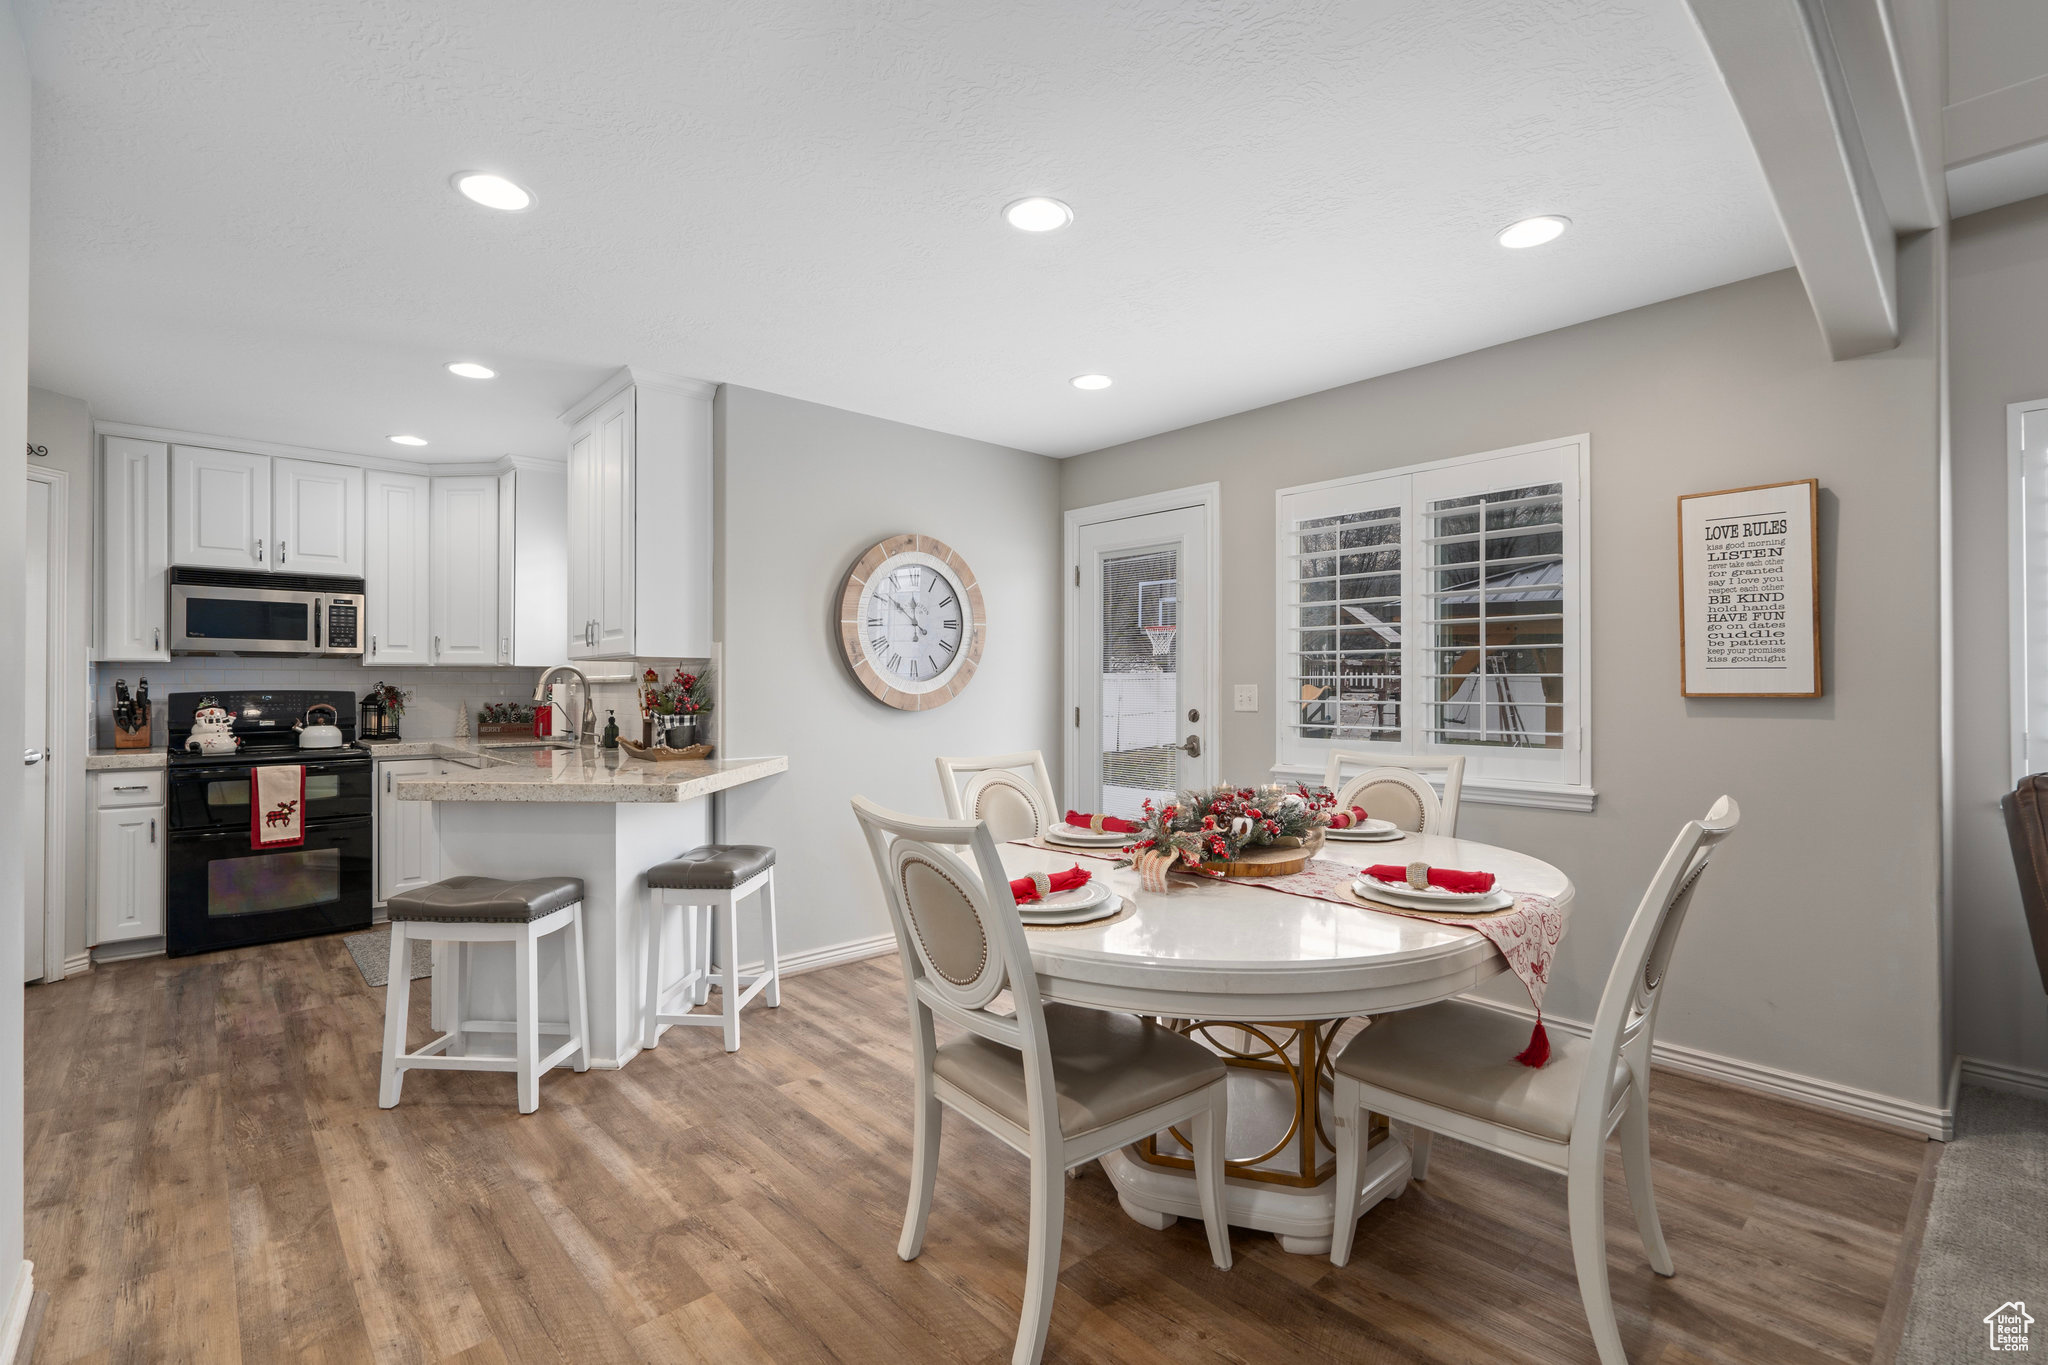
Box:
1004 196 1073 232
452 172 533 212
389 434 429 447
446 361 496 379
1497 215 1569 249
1070 374 1113 391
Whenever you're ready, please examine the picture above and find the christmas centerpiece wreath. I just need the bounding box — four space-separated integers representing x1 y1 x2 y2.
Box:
1120 783 1344 890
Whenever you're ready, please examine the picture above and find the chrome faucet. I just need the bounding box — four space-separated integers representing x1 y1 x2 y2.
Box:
532 665 597 744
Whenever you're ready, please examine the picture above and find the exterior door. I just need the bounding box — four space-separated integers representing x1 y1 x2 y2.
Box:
272 458 364 576
429 476 499 665
1069 496 1215 818
364 470 431 665
170 445 270 570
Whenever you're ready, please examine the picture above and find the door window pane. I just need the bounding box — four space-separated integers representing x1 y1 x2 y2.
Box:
1100 547 1178 818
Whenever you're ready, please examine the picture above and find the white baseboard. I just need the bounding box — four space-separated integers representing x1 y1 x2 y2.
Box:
1461 997 1952 1139
61 952 91 978
773 932 894 978
0 1260 33 1365
1958 1055 2048 1105
90 937 164 964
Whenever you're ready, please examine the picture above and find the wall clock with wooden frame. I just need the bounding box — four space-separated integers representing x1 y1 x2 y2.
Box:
838 534 986 710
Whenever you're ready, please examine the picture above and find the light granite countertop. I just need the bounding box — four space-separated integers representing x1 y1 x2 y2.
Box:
392 743 787 804
358 737 565 760
85 747 169 771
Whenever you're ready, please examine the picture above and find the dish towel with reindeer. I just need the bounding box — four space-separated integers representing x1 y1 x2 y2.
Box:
252 765 305 849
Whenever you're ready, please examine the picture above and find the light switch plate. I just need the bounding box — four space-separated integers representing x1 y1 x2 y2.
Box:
1233 684 1258 712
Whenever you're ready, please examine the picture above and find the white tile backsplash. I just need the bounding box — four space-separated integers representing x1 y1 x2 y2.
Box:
91 658 545 746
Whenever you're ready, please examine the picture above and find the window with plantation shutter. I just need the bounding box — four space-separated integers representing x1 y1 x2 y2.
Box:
1275 436 1591 808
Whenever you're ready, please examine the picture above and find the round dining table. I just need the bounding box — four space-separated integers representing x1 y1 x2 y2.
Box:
997 829 1574 1255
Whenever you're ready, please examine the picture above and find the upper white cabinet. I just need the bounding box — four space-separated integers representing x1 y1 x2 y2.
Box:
170 445 363 575
99 436 170 661
364 470 431 666
563 371 713 659
429 475 500 665
273 458 365 576
500 465 569 668
170 445 270 570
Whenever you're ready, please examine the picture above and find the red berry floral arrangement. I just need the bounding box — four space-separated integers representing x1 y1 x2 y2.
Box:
1118 783 1340 882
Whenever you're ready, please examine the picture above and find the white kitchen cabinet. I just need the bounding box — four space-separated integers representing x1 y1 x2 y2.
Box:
100 436 170 661
364 470 432 666
429 476 499 665
563 370 713 659
91 771 164 943
170 445 270 570
498 465 569 668
376 759 444 905
273 458 365 576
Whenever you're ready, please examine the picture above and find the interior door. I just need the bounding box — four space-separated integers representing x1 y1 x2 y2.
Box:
24 476 49 980
1071 501 1214 818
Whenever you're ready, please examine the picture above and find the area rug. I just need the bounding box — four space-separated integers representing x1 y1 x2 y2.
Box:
1896 1084 2048 1362
343 927 433 988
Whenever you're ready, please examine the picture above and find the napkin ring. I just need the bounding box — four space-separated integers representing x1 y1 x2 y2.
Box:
1026 872 1052 899
1406 861 1431 891
1088 814 1108 832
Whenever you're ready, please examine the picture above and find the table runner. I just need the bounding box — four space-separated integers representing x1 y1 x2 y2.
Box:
1247 857 1565 1066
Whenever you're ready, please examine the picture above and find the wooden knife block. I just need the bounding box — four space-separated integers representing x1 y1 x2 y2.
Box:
113 714 152 750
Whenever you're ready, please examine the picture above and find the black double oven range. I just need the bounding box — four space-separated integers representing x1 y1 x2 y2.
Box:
164 690 373 957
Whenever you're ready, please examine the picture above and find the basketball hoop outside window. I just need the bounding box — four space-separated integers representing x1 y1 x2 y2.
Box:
1142 624 1178 657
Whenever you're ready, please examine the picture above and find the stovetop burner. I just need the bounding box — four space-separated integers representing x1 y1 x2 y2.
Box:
165 689 368 766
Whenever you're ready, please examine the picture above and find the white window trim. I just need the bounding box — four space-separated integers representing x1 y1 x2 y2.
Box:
1272 434 1594 812
2010 399 2047 784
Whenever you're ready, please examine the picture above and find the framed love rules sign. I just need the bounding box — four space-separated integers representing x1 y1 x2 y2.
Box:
1678 479 1821 698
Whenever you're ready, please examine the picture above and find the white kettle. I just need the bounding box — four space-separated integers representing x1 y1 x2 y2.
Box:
295 704 345 749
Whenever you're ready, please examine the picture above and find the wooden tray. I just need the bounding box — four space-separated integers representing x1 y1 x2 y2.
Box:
476 722 535 738
619 739 715 762
1207 834 1322 879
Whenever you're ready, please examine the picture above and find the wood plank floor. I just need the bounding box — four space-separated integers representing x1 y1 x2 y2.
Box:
25 937 1927 1364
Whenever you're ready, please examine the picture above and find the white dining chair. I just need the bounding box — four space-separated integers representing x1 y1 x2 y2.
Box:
935 750 1060 842
851 796 1233 1365
1323 751 1466 833
1327 795 1739 1365
1331 765 1450 836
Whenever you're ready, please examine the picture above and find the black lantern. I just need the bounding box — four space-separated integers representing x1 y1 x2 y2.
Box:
359 684 399 743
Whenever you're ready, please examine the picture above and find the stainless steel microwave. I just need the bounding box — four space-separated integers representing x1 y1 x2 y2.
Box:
169 567 365 656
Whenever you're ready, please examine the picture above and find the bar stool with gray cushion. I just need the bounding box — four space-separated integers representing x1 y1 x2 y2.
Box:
642 844 780 1054
378 875 590 1115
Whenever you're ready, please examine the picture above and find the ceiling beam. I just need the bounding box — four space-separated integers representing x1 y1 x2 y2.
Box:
1683 0 1915 359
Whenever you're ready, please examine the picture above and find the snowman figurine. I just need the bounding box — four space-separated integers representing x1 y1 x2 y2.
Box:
184 698 241 755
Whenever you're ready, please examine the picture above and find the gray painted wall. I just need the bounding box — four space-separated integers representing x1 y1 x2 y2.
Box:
0 0 29 1320
1060 260 1949 1112
715 385 1063 963
1948 196 2048 1085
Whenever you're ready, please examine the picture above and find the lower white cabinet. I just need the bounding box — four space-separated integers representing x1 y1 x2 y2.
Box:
91 771 165 943
376 759 445 906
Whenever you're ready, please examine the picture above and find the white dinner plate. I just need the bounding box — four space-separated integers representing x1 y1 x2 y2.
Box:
1044 824 1132 847
1325 822 1405 842
1018 879 1111 913
1020 895 1124 927
1352 875 1514 915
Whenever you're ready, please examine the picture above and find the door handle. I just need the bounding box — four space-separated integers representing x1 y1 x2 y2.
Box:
280 540 288 564
111 784 148 792
149 818 157 843
22 749 41 766
434 635 442 657
153 627 161 651
1178 734 1202 758
255 538 264 563
313 598 322 650
371 635 377 657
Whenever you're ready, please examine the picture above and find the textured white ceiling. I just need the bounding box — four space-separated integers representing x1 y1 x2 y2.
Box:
19 0 1789 459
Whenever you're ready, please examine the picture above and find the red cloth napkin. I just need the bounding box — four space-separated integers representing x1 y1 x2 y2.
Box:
1326 805 1371 829
1365 863 1496 894
1063 810 1139 834
1010 866 1092 904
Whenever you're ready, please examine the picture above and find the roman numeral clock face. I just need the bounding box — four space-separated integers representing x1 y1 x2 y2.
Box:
839 535 985 710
